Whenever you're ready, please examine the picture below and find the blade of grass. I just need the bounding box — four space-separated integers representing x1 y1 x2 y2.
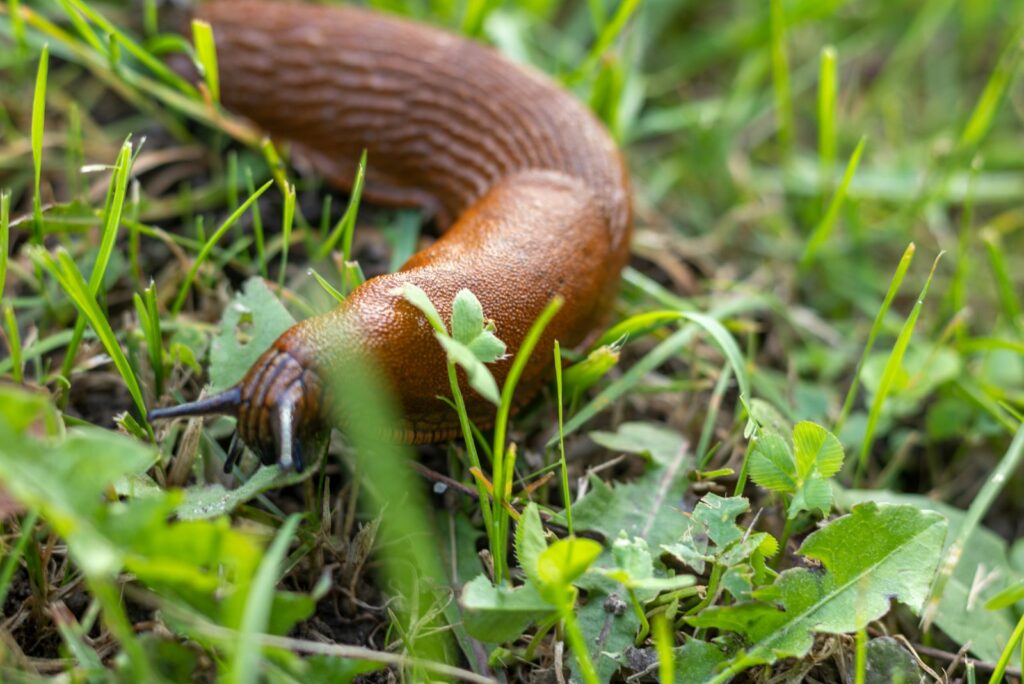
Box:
856 252 943 482
553 340 572 535
566 0 641 85
769 0 793 160
981 227 1023 336
277 183 296 288
834 243 916 434
958 21 1024 152
923 423 1024 634
191 19 219 103
3 304 23 383
244 166 266 277
30 247 149 431
61 0 199 97
31 43 48 243
172 180 273 314
60 138 134 386
550 297 764 448
318 150 367 264
818 45 837 208
0 510 39 619
988 613 1024 684
229 513 302 684
1 189 9 296
492 296 564 583
803 135 867 265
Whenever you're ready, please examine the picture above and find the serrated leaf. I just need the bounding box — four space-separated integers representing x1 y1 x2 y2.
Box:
451 288 485 344
537 538 603 599
748 433 796 493
209 278 295 392
515 503 547 586
792 421 844 480
460 574 554 642
435 334 501 405
693 494 749 549
836 488 1022 663
688 503 946 674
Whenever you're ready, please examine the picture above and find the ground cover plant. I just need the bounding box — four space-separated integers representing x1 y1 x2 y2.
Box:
0 0 1023 682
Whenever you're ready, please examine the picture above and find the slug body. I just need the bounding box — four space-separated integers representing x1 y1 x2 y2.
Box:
150 0 632 470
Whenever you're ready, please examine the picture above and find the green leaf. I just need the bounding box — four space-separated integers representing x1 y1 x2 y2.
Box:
398 282 445 333
515 502 547 586
176 466 314 520
690 503 946 679
460 574 554 642
864 637 922 684
674 639 729 684
693 494 749 549
787 476 832 518
209 277 296 392
748 433 796 493
836 489 1022 663
603 536 694 597
536 537 603 603
792 421 844 480
451 288 485 345
589 421 686 468
435 334 501 405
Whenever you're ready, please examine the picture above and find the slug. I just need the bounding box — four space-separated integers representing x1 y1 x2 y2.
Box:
148 0 632 472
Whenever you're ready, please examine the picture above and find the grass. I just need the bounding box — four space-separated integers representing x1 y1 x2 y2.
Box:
0 0 1022 682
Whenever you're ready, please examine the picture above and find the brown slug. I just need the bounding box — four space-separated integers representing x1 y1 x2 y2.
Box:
148 0 632 472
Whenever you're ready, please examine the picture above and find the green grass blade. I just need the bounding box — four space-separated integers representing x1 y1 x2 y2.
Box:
244 167 266 277
31 43 48 243
981 228 1023 335
551 297 765 447
3 304 23 383
0 510 38 614
31 247 149 428
230 513 302 684
1 189 9 297
835 243 916 434
553 340 572 536
277 183 296 287
818 45 837 206
923 423 1024 633
191 19 220 103
958 22 1024 151
492 295 564 583
769 0 793 160
318 149 367 263
172 180 273 314
857 252 943 480
567 0 641 85
803 135 867 265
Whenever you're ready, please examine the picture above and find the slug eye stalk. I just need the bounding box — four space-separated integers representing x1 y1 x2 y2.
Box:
148 346 327 474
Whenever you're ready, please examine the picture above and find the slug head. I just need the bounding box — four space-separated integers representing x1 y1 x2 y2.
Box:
148 346 327 473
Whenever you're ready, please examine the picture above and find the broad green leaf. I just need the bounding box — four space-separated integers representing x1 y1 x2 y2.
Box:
515 502 547 586
864 637 922 684
460 574 553 642
674 639 729 684
748 433 796 493
690 503 946 678
836 489 1021 663
588 421 686 467
209 278 295 392
177 466 315 520
603 536 694 597
536 537 603 601
792 421 844 480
